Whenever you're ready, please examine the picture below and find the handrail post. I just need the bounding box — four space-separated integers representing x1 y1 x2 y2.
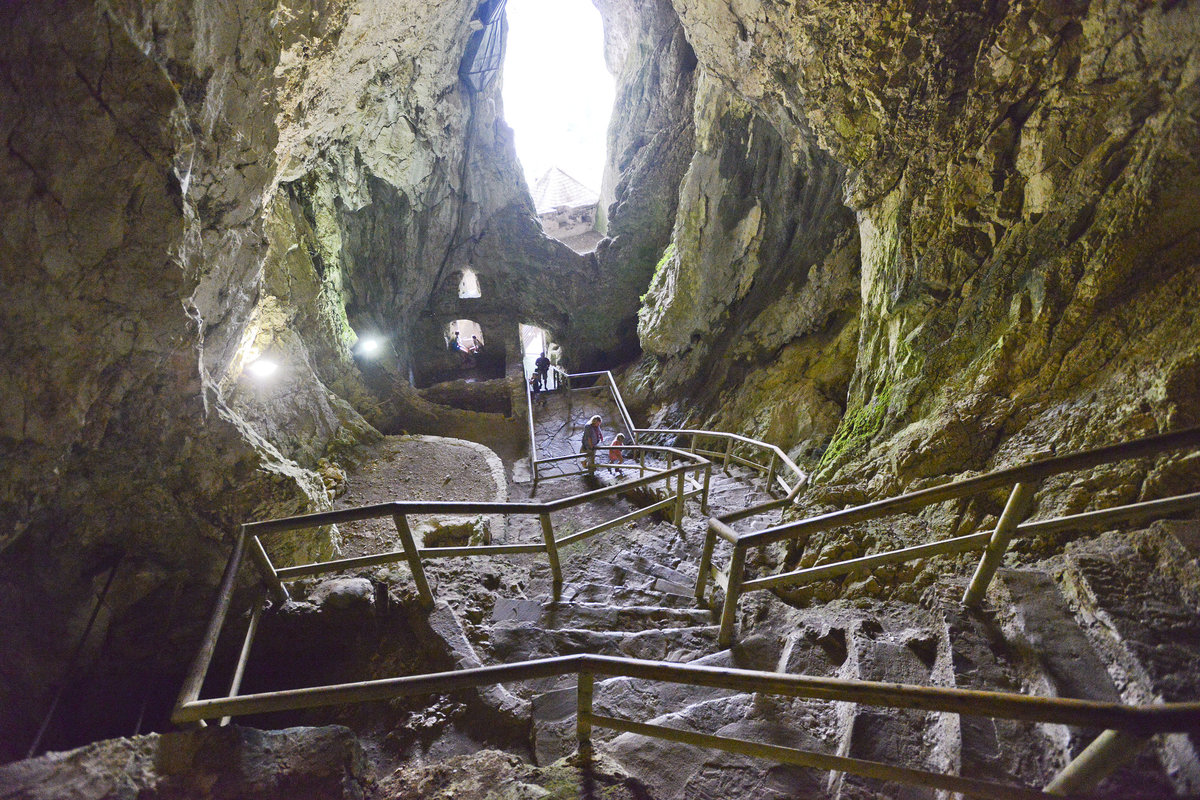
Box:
765 451 778 494
638 447 646 479
962 481 1038 607
696 525 716 601
1045 729 1150 795
540 512 563 597
723 438 733 474
393 514 434 609
220 587 266 727
701 460 713 514
248 534 290 604
674 467 686 529
576 671 594 754
173 526 247 725
718 542 747 648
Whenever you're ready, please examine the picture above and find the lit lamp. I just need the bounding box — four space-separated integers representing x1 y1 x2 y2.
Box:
246 358 279 379
356 337 382 356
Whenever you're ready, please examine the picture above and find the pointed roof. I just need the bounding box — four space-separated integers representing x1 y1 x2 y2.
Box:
531 167 599 214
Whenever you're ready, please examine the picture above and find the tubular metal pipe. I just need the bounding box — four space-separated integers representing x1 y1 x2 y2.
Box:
590 714 1053 800
220 588 265 727
1045 729 1151 795
741 425 1200 549
963 481 1038 607
172 528 246 723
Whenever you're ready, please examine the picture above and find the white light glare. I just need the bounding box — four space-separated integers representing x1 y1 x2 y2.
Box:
358 337 381 356
247 358 279 378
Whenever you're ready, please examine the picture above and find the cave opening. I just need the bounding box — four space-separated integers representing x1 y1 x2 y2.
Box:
458 268 482 298
501 0 613 201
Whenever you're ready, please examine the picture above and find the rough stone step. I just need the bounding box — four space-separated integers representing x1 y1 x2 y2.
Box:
992 567 1179 798
611 551 697 586
831 619 939 800
573 561 694 597
604 692 835 799
486 622 719 666
1057 531 1200 796
490 596 713 632
563 582 698 609
530 636 785 766
924 580 1052 789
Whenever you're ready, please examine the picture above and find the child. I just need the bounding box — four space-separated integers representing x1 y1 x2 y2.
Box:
609 433 626 469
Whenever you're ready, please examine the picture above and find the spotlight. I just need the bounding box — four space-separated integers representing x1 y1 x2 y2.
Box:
357 337 381 356
247 358 279 378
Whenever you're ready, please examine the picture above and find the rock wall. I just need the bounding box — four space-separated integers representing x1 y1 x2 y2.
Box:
628 71 860 461
632 0 1200 491
0 0 577 758
586 0 699 366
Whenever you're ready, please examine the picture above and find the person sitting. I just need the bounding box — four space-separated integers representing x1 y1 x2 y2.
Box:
449 331 473 367
470 334 484 354
608 433 626 470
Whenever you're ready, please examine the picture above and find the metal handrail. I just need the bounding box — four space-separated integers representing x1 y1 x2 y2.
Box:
635 426 807 500
247 446 709 537
174 417 1200 797
524 367 538 479
527 371 802 508
172 651 1200 798
173 446 713 729
702 425 1200 647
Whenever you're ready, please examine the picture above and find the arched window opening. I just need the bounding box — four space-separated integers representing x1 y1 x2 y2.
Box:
446 319 485 349
459 268 482 299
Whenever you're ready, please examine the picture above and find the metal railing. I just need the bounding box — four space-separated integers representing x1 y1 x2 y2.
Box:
699 425 1200 648
527 370 806 506
173 403 1200 798
172 446 712 728
635 427 807 504
172 651 1200 798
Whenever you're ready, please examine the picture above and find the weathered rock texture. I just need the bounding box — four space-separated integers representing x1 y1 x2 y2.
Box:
3 0 1200 786
634 0 1200 496
0 725 369 800
0 0 598 759
587 0 700 366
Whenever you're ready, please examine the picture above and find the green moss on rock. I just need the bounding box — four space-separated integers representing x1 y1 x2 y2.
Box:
817 381 893 475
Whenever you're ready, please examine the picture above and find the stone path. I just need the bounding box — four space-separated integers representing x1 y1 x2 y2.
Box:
465 464 1200 798
529 386 636 478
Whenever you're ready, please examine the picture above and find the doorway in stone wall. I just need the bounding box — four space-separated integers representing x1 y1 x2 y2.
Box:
443 319 504 382
520 323 560 389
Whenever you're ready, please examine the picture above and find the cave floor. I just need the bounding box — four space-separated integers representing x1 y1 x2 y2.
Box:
529 386 634 477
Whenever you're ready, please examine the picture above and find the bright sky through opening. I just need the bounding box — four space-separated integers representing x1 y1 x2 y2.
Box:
501 0 614 193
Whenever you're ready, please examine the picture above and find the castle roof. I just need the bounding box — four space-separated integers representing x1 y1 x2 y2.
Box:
531 167 598 214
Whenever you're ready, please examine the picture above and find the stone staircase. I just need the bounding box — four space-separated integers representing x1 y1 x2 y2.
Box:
462 463 1200 798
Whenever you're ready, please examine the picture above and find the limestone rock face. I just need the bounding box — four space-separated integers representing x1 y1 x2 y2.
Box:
586 0 699 366
0 0 574 759
0 725 368 800
627 71 860 460
656 0 1200 487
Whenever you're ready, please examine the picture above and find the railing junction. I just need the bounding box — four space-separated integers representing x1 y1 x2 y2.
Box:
698 425 1200 650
